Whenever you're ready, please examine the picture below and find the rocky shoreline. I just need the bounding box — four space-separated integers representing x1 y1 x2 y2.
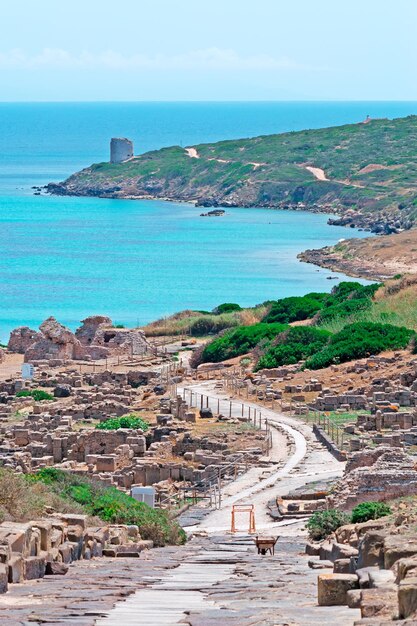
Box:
297 246 393 281
47 180 406 236
299 229 417 281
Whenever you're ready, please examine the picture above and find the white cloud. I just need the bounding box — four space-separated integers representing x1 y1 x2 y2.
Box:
0 47 326 71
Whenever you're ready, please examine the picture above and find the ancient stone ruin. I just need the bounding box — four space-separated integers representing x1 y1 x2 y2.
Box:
7 316 149 364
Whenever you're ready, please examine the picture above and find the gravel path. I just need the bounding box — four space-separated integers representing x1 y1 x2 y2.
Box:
180 381 343 533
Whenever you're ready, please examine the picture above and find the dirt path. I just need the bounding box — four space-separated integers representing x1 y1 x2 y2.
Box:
184 147 199 158
305 165 328 181
180 381 343 534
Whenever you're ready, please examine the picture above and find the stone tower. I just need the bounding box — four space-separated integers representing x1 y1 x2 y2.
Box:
110 138 134 164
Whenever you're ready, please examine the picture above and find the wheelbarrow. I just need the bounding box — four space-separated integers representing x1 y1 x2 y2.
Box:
254 535 279 556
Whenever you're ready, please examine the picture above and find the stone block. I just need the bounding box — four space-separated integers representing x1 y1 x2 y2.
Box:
308 558 333 569
45 561 69 575
399 576 417 619
333 559 351 573
346 588 361 608
319 541 333 561
58 542 73 564
331 542 359 561
59 514 87 530
305 542 320 556
0 564 8 594
357 531 386 569
360 586 398 618
317 573 358 606
24 556 46 580
384 536 417 569
8 554 23 583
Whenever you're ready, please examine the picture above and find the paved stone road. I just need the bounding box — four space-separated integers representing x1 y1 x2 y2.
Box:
0 380 358 625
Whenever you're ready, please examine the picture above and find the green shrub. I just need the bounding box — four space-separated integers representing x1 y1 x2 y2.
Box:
188 314 239 336
33 468 185 546
327 281 380 303
263 293 327 324
201 323 288 363
317 298 373 323
16 389 54 401
213 302 242 314
351 501 392 524
256 326 331 369
306 509 350 541
96 414 149 432
262 283 380 326
305 322 414 370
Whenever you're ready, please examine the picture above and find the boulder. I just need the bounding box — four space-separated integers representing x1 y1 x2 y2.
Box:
45 561 69 576
53 384 72 398
200 408 214 419
317 573 358 606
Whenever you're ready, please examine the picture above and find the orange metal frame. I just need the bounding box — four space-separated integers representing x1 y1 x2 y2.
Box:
230 503 256 534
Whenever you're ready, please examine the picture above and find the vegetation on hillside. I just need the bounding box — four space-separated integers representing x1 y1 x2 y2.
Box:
16 389 54 401
350 501 392 524
199 323 288 363
306 509 350 541
304 321 414 370
188 279 417 371
0 468 87 524
142 304 267 337
255 327 331 370
96 415 149 432
32 468 186 546
53 116 417 229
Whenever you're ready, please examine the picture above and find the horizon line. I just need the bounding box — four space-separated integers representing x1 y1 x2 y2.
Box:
1 99 417 104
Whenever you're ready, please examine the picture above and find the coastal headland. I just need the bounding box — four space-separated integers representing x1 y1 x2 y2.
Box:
48 115 417 237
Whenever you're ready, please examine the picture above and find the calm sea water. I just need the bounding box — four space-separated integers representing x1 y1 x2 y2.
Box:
1 101 416 341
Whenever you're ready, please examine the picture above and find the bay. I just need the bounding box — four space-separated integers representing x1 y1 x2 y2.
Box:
2 101 416 341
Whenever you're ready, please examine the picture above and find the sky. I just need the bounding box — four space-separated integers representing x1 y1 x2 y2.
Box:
1 0 416 101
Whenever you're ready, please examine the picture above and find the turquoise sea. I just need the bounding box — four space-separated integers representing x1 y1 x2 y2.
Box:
1 101 417 341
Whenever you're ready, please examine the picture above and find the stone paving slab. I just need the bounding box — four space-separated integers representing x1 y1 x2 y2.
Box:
0 535 361 626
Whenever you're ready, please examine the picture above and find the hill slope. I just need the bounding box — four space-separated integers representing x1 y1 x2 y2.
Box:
48 116 417 233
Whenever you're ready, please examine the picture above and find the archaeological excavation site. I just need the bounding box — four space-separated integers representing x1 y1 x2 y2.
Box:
1 276 417 625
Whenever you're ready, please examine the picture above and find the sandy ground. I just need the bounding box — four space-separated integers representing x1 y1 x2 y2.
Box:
0 353 23 381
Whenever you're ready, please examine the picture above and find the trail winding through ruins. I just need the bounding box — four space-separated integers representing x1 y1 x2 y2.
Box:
97 380 354 626
179 381 342 533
